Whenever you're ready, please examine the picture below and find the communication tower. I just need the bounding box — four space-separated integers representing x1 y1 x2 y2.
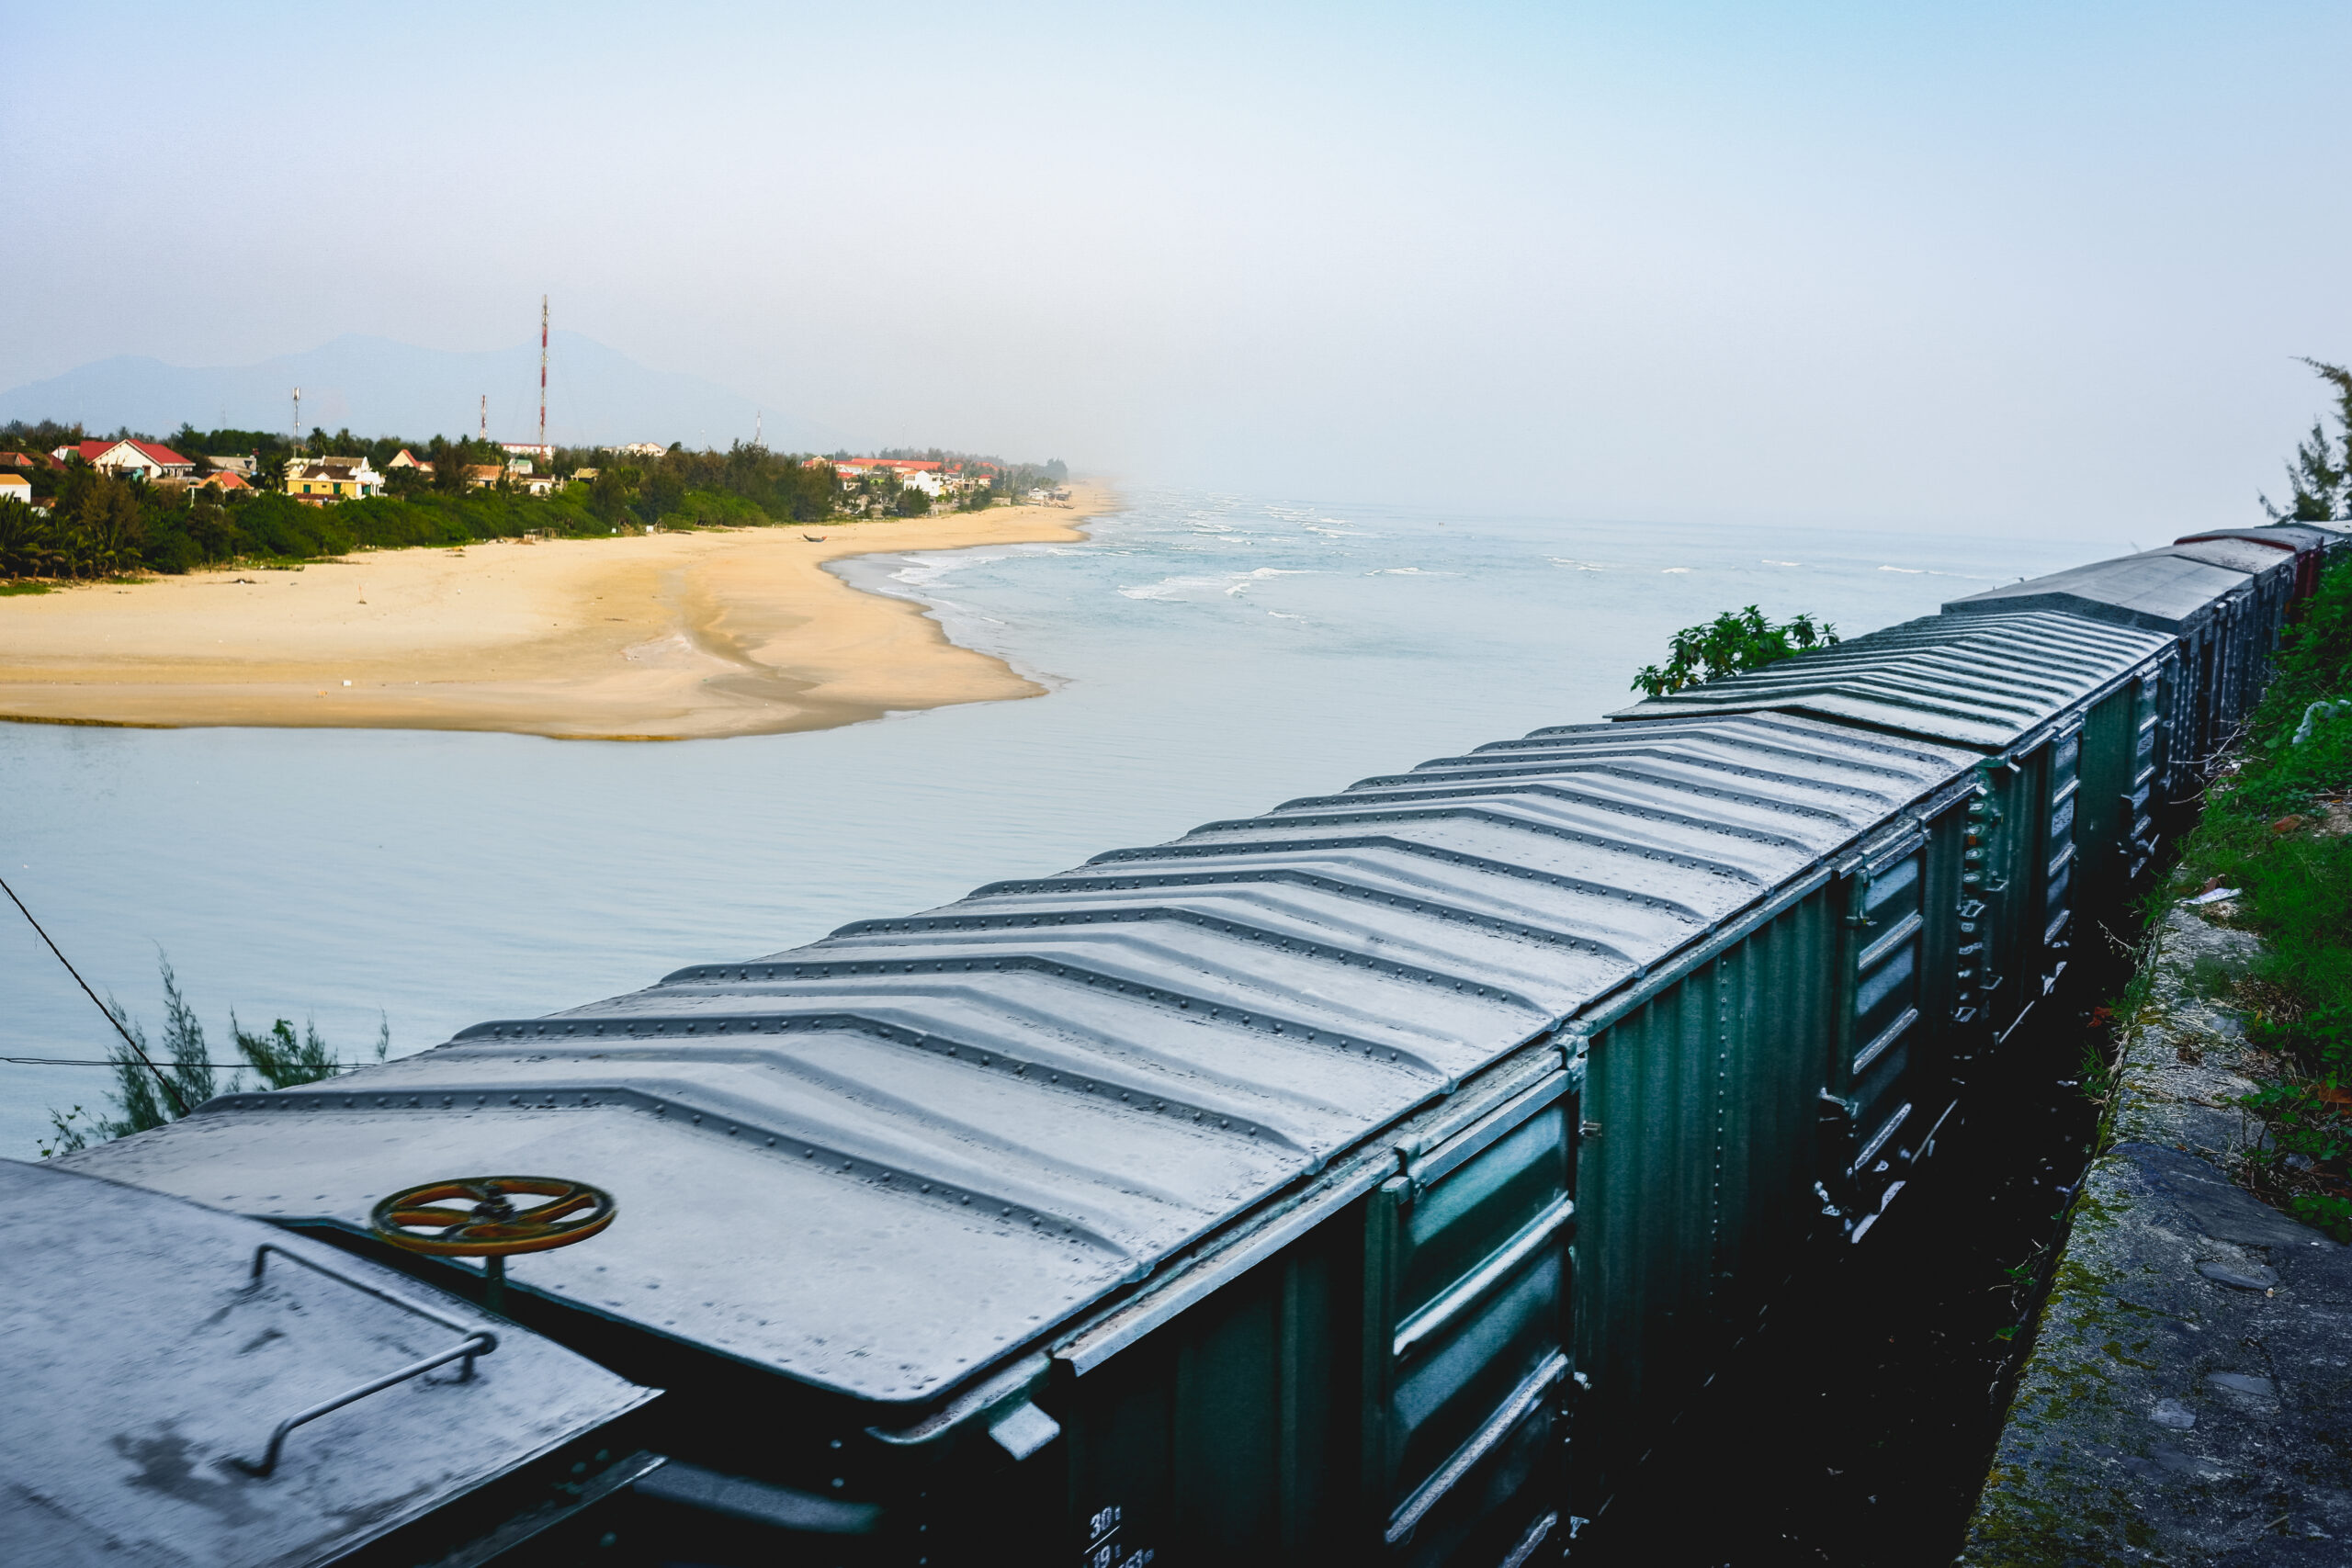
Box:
480 395 488 442
539 296 549 454
291 388 301 452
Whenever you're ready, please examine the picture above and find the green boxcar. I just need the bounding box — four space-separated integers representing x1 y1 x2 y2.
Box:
65 715 1974 1563
1612 610 2176 1051
1939 545 2301 821
47 542 2335 1567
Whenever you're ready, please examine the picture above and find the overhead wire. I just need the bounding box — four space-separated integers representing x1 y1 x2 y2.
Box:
5 1055 252 1068
0 873 191 1115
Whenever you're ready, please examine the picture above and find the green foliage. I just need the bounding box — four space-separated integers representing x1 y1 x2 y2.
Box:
37 1104 96 1159
587 467 631 524
2163 554 2352 1237
84 956 221 1145
1 415 87 457
2287 1191 2352 1236
1631 604 1841 697
2261 358 2351 522
232 1016 339 1089
0 499 62 577
1 418 1053 582
40 955 387 1156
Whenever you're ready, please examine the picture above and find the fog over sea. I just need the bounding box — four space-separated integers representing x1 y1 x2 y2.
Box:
1 489 2109 1157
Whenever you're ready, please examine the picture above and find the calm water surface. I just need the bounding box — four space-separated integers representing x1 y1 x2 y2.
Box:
1 488 2111 1156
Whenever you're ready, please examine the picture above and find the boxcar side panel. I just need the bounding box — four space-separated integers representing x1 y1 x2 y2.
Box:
2069 676 2148 944
1570 879 1840 1513
1061 1220 1360 1565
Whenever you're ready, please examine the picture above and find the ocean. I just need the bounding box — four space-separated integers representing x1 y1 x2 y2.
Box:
0 487 2114 1157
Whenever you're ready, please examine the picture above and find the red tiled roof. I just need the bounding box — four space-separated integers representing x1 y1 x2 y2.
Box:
66 439 193 467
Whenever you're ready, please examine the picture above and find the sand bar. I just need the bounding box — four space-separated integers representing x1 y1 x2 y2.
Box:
0 484 1113 740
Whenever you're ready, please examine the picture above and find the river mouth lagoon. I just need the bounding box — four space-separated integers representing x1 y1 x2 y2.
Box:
0 487 2111 1159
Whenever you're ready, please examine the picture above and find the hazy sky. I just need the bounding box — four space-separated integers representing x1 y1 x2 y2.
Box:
6 2 2348 531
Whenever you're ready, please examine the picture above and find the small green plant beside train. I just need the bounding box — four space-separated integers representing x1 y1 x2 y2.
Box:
37 953 388 1156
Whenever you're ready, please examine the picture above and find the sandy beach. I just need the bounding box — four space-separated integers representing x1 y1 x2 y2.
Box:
0 484 1113 740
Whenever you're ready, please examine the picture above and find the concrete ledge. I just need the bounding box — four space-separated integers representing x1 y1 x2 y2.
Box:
1961 909 2352 1565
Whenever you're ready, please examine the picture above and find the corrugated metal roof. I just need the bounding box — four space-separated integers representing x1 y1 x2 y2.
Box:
65 715 1973 1411
2158 536 2301 589
0 1159 652 1568
1941 550 2253 632
1610 610 2172 749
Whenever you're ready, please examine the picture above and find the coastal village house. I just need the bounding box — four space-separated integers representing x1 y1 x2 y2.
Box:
0 474 32 508
282 453 385 502
830 458 967 495
387 448 435 477
51 439 196 481
205 455 257 477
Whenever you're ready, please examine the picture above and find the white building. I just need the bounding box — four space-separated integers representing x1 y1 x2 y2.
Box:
52 439 197 481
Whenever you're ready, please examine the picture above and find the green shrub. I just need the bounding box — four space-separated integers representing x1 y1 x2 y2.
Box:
1632 605 1840 698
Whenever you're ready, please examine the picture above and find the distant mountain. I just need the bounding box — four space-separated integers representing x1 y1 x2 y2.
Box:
0 332 844 452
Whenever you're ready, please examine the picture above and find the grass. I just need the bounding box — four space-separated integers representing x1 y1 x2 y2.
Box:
2161 555 2352 1237
0 581 51 594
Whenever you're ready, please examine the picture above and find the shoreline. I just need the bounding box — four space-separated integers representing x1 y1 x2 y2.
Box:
0 484 1115 741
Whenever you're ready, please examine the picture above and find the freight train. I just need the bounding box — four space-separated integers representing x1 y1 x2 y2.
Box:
17 520 2342 1568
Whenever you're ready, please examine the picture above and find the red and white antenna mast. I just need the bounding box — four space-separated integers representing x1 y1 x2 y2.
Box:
538 295 548 453
479 394 487 441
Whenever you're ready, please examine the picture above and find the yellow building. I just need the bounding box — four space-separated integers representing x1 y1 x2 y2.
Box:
282 455 384 503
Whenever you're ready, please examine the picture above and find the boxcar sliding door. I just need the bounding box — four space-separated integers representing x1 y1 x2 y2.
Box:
1363 1068 1575 1568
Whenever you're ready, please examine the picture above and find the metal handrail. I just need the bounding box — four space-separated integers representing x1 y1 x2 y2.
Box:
236 1242 500 1477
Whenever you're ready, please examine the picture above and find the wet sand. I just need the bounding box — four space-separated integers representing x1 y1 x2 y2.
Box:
0 485 1112 740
